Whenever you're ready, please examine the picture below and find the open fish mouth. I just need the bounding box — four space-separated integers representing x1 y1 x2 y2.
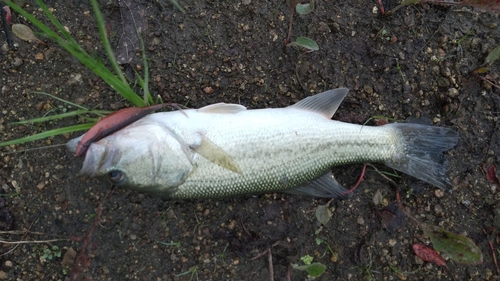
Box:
79 143 118 177
66 135 83 154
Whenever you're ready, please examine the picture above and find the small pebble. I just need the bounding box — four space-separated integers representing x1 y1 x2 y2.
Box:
434 189 444 198
35 102 44 111
447 88 459 98
203 86 214 94
12 57 23 67
356 217 365 225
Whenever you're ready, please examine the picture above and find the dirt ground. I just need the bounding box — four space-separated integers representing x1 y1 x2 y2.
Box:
1 0 500 280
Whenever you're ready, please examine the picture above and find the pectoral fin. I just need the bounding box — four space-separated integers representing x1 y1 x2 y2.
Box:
284 172 352 199
191 135 243 174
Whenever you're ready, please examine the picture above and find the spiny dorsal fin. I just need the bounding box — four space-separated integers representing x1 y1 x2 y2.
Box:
198 103 247 114
289 88 349 118
190 135 243 174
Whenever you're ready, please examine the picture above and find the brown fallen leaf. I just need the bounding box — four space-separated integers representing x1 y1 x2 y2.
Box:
11 23 45 44
379 201 405 234
61 247 77 268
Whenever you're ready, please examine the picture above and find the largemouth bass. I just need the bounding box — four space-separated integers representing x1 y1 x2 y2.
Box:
67 88 458 199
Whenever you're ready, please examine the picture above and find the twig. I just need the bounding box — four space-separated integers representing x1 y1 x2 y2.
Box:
483 227 500 276
0 230 65 236
239 219 252 238
472 71 500 90
286 263 291 281
250 248 269 261
250 248 274 281
294 64 307 91
339 163 367 197
285 5 294 46
267 248 274 281
0 214 39 257
366 163 399 188
69 187 114 281
0 238 66 244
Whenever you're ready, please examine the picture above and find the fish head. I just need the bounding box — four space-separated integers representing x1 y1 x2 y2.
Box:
75 124 194 196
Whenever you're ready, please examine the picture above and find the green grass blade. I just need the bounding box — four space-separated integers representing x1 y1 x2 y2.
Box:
10 110 110 125
0 123 93 147
35 0 75 42
5 0 146 107
138 31 152 105
90 0 128 86
169 0 186 14
33 92 90 111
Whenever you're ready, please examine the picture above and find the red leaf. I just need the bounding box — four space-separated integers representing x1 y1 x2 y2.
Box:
483 164 500 188
413 244 447 267
2 6 11 25
75 103 170 156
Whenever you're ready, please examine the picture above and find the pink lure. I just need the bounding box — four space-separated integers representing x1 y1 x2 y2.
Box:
75 103 169 157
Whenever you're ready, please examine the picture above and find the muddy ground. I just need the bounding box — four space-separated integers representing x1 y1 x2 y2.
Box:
1 0 500 280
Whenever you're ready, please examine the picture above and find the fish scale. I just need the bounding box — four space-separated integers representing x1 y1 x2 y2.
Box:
69 88 458 199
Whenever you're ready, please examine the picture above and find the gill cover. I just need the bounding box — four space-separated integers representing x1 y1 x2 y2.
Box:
80 123 194 194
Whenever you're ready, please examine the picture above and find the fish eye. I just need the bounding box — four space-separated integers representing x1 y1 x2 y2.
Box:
107 170 125 184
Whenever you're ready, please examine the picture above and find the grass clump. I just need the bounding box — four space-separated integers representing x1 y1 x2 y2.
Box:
1 0 153 147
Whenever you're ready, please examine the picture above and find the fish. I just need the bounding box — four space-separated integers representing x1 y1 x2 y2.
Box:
66 88 459 199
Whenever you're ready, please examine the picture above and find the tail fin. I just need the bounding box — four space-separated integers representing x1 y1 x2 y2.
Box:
385 123 458 189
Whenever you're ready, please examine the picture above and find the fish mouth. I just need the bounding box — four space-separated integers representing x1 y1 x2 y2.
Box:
66 135 84 154
79 143 117 177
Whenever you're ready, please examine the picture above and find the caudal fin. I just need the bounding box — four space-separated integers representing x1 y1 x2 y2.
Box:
385 123 458 189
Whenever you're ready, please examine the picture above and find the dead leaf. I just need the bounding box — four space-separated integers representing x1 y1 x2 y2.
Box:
61 247 77 268
380 201 405 234
483 46 500 66
11 24 43 44
315 204 332 225
413 244 446 267
483 163 500 188
422 224 483 265
372 189 383 205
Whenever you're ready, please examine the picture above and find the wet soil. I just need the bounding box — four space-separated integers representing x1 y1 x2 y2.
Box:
1 0 500 280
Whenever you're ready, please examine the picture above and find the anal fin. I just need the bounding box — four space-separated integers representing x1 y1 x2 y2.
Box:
284 172 352 199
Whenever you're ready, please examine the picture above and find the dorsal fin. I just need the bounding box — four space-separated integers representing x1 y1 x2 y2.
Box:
198 103 247 114
289 88 349 118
